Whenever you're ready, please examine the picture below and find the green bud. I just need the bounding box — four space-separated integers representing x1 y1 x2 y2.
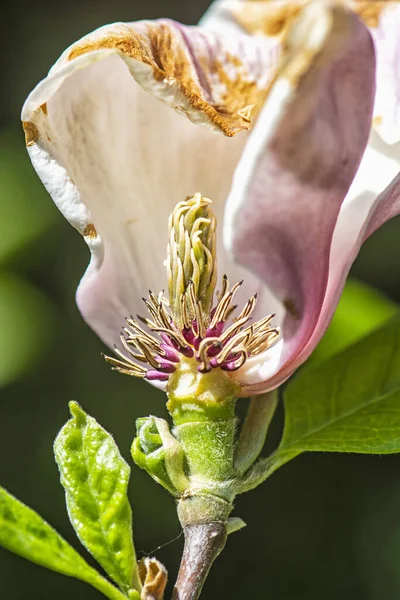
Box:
131 417 177 496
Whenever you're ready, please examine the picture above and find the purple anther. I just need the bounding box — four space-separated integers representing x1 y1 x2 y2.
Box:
160 344 181 363
155 358 177 373
179 344 194 358
182 327 196 345
206 341 223 358
206 322 224 338
221 361 241 372
208 357 220 369
193 336 201 351
161 333 177 348
146 370 170 381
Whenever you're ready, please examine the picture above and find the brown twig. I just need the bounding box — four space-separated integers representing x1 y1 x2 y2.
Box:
172 522 227 600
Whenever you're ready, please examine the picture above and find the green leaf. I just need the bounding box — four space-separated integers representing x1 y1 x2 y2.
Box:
0 486 137 600
240 316 400 492
54 402 141 596
310 279 399 365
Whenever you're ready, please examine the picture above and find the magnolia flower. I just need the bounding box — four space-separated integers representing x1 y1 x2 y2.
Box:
22 0 400 397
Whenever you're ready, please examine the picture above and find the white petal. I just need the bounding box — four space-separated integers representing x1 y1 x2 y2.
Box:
22 20 279 355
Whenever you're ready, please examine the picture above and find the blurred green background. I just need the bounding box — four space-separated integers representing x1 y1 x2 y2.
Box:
2 1 400 598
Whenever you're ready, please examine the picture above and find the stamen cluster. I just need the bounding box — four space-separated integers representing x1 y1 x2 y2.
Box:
104 275 279 382
104 193 279 383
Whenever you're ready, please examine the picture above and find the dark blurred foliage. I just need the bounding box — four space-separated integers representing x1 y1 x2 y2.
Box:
1 1 400 599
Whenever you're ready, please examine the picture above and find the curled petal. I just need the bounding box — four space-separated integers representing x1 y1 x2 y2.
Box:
22 19 281 352
224 1 376 392
206 0 400 145
277 136 400 386
261 138 400 393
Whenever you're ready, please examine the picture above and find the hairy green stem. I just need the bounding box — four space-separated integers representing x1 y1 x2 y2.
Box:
173 414 236 485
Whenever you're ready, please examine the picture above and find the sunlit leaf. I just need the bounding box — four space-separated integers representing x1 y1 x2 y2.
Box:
54 402 141 596
0 485 135 600
240 317 400 492
311 279 399 365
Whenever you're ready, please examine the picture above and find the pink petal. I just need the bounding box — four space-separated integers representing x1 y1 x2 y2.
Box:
280 138 400 387
224 1 377 393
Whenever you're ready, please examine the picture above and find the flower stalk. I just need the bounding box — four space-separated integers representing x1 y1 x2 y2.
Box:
172 521 227 600
167 362 237 600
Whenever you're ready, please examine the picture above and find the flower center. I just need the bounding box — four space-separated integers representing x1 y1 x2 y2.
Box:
104 194 280 383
